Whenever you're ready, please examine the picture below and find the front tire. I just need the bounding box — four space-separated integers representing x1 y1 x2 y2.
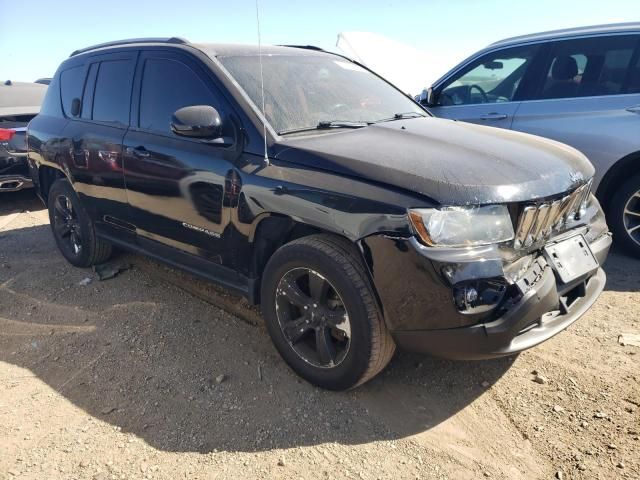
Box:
48 178 112 267
609 173 640 258
261 234 395 390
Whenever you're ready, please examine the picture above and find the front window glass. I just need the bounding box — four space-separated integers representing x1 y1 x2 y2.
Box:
217 53 425 134
139 58 220 134
438 45 539 106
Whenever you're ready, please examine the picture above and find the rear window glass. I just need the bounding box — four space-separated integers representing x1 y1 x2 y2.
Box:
60 66 85 117
540 35 638 99
92 60 133 124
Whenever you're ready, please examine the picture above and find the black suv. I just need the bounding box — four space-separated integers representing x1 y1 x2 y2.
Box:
28 38 611 390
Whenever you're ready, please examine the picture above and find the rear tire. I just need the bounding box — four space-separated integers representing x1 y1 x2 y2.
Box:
47 178 112 267
261 234 395 390
608 173 640 258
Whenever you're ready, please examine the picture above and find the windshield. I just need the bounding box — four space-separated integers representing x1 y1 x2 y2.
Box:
217 53 425 134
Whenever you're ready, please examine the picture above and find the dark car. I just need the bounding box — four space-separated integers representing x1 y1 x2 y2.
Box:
1 80 47 191
28 38 611 390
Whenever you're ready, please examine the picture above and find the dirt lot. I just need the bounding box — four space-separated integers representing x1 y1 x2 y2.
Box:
0 190 638 480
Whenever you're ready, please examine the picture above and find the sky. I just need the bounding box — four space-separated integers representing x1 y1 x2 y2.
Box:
2 0 638 85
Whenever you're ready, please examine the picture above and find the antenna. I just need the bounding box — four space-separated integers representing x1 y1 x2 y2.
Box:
255 0 269 166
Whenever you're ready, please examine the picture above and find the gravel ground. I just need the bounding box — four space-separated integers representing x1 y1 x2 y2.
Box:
0 190 638 480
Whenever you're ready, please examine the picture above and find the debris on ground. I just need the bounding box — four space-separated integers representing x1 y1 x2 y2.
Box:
78 277 92 286
618 333 640 347
93 263 131 281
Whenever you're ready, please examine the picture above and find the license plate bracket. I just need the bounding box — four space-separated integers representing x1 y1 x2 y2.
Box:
544 234 599 284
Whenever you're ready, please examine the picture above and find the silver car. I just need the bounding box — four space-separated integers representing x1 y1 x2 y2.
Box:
419 22 640 256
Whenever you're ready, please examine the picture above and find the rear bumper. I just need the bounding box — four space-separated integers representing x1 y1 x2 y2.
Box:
391 233 611 359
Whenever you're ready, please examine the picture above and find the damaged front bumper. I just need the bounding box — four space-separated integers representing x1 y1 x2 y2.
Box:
391 232 610 359
359 197 612 360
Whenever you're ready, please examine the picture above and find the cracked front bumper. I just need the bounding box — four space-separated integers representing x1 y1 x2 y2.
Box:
361 228 611 360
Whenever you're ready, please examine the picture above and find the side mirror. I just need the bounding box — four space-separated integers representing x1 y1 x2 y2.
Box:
417 87 435 107
71 98 82 117
171 105 222 139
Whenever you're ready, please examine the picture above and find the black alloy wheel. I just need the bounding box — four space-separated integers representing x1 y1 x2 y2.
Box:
275 267 351 368
47 178 112 267
261 234 395 390
52 193 83 257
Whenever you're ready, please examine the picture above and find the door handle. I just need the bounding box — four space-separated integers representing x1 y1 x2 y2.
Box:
626 105 640 114
480 113 508 121
126 146 151 158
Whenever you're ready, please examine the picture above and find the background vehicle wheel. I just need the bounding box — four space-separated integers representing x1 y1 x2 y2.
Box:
608 173 640 258
47 178 112 268
261 234 395 390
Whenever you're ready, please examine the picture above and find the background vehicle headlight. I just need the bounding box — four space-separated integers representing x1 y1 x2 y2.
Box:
409 205 515 247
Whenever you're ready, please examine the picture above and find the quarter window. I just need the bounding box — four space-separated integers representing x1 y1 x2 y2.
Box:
92 60 134 124
139 58 218 134
540 35 638 99
60 66 85 117
437 45 539 106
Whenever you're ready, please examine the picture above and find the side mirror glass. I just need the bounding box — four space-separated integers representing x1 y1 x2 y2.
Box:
71 98 81 117
171 105 222 139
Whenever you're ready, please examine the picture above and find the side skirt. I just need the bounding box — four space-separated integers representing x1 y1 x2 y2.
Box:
97 231 259 304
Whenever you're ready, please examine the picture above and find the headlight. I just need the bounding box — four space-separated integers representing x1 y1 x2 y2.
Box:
409 205 515 247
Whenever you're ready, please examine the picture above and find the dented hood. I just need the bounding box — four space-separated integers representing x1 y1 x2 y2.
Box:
275 117 594 205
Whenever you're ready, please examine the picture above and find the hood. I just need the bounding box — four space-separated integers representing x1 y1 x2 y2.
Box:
274 117 594 206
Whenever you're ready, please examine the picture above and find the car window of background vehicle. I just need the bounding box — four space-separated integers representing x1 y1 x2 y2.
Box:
438 45 539 106
539 35 638 99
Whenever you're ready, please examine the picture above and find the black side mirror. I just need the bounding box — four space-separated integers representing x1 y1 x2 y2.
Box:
417 87 436 107
71 98 81 117
171 105 222 139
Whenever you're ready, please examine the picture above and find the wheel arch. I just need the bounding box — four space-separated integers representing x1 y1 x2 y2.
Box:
249 214 374 304
596 150 640 214
38 164 67 202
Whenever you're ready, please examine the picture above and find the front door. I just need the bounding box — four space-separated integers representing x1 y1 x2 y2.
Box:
122 50 239 268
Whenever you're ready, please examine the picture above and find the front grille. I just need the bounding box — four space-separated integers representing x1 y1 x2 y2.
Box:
514 181 592 249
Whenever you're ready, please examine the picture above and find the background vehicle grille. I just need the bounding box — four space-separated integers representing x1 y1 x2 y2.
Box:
514 181 592 249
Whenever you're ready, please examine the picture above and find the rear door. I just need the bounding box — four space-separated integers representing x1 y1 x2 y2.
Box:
123 49 238 268
62 51 137 232
512 34 640 187
429 44 543 129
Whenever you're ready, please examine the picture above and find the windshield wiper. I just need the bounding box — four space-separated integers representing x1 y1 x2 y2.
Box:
278 120 370 136
373 112 427 123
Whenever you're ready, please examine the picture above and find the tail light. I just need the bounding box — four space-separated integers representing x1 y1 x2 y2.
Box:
0 128 16 142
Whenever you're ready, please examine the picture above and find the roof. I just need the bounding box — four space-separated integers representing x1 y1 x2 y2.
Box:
489 22 640 49
0 81 48 117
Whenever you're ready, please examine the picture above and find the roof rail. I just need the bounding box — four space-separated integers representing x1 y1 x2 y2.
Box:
70 37 189 57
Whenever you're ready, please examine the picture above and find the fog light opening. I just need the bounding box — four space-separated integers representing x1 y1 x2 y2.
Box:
453 279 507 314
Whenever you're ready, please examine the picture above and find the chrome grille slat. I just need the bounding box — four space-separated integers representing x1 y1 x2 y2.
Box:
513 181 592 249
